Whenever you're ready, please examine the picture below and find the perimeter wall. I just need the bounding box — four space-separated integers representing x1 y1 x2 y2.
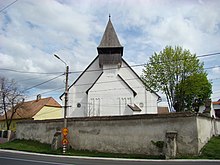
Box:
16 112 220 157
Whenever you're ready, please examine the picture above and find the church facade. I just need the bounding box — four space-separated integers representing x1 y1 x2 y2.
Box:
64 18 161 117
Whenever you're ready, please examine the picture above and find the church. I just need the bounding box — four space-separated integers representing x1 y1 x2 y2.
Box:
64 17 161 117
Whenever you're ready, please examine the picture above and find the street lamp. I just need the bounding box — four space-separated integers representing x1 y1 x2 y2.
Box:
54 54 69 154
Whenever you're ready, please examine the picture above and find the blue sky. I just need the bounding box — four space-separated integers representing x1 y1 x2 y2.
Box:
0 0 220 104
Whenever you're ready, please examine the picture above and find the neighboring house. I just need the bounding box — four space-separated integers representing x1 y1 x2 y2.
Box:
213 99 220 118
0 95 62 131
157 106 169 114
199 99 216 118
61 18 160 117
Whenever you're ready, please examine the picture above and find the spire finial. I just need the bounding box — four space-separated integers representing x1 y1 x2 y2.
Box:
109 14 111 20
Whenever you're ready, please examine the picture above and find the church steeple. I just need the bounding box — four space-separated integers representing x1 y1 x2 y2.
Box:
97 16 123 68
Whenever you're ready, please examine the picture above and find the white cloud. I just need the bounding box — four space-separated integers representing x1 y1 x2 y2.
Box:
212 67 220 74
0 0 220 102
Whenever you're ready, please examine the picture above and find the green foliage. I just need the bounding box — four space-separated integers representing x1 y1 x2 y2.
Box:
151 140 164 149
175 72 212 111
142 46 212 111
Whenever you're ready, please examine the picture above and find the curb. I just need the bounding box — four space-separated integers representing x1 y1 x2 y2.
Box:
1 149 220 162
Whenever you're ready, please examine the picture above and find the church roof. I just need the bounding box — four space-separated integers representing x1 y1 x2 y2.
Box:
61 56 161 101
98 18 122 48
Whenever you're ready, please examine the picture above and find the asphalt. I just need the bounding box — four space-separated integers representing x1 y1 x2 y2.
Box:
0 149 220 165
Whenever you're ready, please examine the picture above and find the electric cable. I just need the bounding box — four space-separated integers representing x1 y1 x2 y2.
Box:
0 0 18 13
0 52 220 75
23 73 64 91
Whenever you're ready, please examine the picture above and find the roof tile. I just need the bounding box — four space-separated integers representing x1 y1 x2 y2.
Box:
0 97 61 120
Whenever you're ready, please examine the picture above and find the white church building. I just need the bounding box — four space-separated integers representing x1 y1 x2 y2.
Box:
63 18 161 117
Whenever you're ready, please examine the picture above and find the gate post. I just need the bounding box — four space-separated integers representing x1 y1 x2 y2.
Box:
165 131 177 159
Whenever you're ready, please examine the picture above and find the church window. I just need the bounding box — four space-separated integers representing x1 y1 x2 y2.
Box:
118 97 132 114
88 98 101 116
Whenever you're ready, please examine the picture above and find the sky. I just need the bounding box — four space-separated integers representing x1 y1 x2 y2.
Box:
0 0 220 105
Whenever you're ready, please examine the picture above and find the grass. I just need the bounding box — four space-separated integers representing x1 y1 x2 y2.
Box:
0 139 164 159
199 136 220 159
1 136 220 159
0 139 57 154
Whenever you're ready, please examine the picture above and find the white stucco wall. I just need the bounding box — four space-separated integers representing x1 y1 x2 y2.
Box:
88 66 134 116
119 61 158 114
67 56 102 117
66 56 159 117
17 113 210 156
196 115 220 153
215 119 220 135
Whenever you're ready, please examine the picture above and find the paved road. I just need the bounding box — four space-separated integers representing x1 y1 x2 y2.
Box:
0 149 220 165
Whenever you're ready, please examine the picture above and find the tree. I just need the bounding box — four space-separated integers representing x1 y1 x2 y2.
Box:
175 72 212 111
142 46 212 112
0 76 25 130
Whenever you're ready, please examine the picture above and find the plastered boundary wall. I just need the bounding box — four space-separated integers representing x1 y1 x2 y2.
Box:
197 114 220 153
16 113 220 156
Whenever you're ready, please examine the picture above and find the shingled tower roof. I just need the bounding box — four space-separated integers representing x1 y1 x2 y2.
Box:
98 17 123 48
97 16 123 67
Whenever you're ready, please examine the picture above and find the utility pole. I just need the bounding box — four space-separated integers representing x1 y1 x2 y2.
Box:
64 65 69 130
54 54 69 154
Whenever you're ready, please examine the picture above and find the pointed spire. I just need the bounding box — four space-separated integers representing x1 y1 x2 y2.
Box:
97 16 124 68
98 16 122 48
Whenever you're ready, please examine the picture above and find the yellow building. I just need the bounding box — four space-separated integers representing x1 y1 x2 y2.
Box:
0 96 62 131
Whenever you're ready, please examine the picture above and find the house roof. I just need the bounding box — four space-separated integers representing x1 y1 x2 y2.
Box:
98 18 123 48
213 100 220 105
0 97 61 120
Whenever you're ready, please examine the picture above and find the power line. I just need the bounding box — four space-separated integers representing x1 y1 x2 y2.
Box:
23 74 64 91
69 86 151 95
0 52 219 95
5 66 219 97
0 0 18 13
204 65 220 70
0 63 219 77
68 75 217 94
197 52 220 58
0 52 220 75
39 87 64 95
210 77 220 81
28 74 219 96
23 68 220 96
27 87 64 97
0 68 64 75
69 52 220 74
17 74 62 82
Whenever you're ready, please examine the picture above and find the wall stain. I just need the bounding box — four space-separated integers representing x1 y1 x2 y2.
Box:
79 129 100 135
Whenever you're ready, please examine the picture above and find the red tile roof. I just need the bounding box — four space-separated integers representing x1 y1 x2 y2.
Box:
0 97 61 120
213 102 220 105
